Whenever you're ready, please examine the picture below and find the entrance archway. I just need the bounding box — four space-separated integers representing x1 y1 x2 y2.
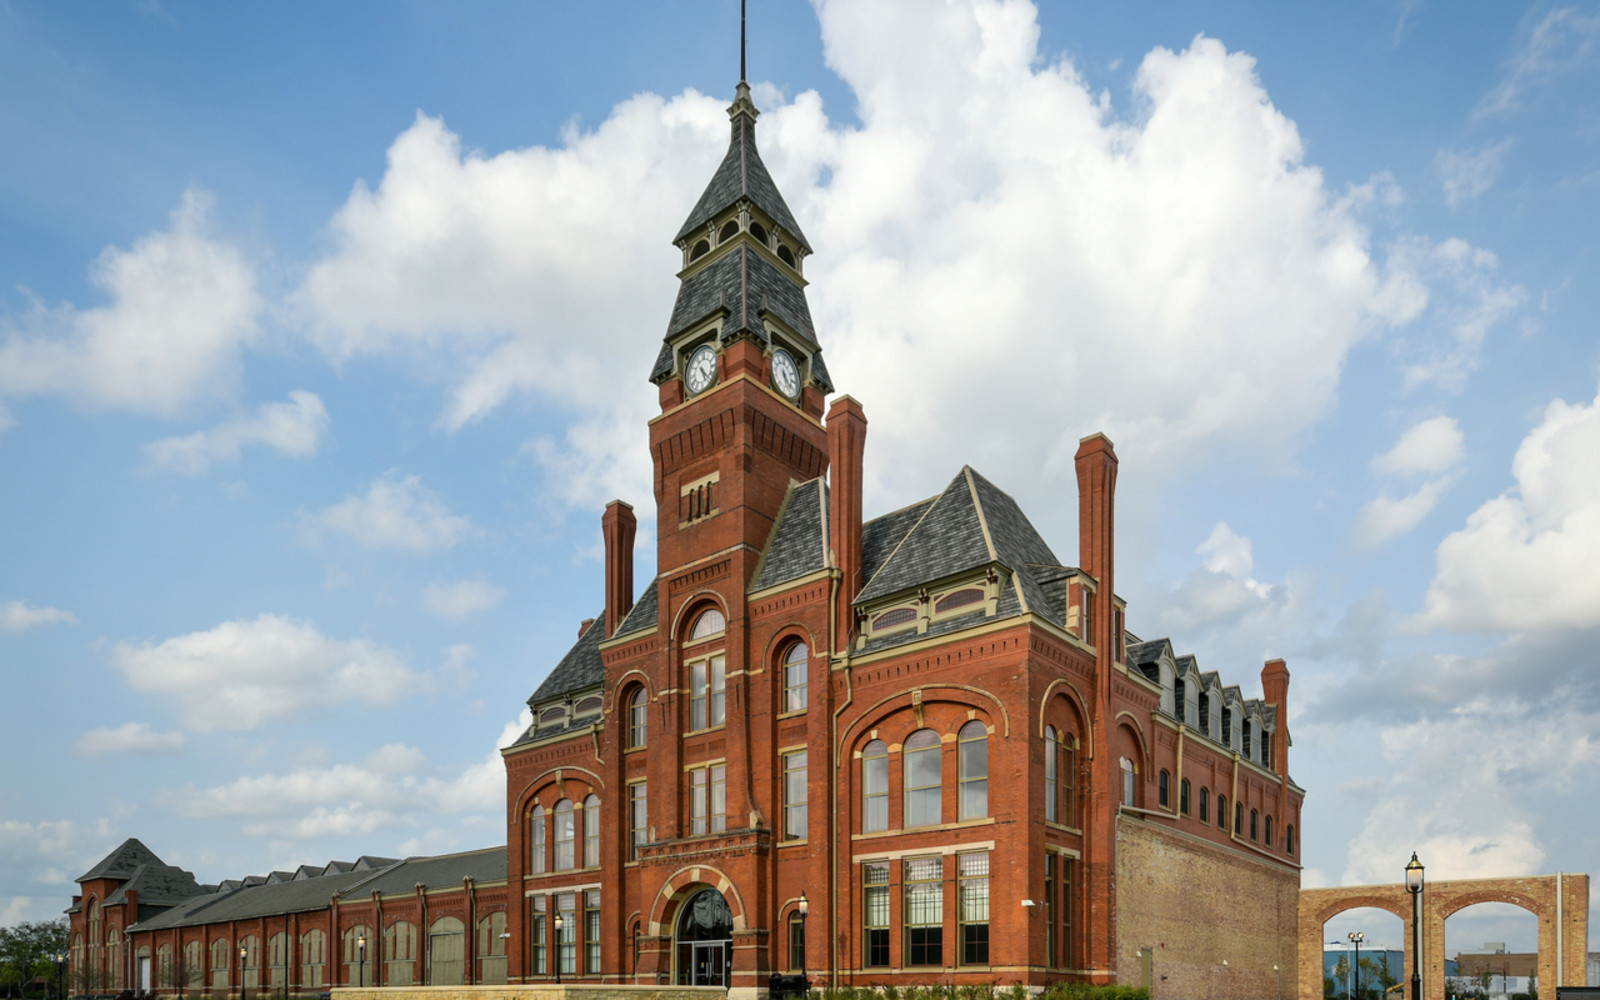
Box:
675 887 733 987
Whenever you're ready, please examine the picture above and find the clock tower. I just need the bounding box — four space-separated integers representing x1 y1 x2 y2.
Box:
646 80 835 584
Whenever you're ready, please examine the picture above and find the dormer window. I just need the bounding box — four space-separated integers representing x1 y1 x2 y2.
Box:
777 244 796 267
539 706 567 727
690 239 710 262
749 221 768 244
719 220 739 242
934 588 984 615
871 606 917 633
574 695 603 716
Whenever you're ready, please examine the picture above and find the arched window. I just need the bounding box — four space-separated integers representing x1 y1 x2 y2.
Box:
1286 824 1297 855
719 221 739 242
1265 815 1275 847
210 938 231 991
1180 778 1191 816
777 244 797 267
862 739 888 832
1158 769 1171 808
1250 808 1259 841
958 720 988 820
1120 757 1136 807
1199 786 1210 823
1243 720 1253 758
628 687 647 749
1216 795 1227 829
554 799 576 870
749 222 769 244
300 930 327 990
184 940 202 989
529 805 546 874
781 640 808 713
1235 801 1244 834
584 794 601 867
788 911 806 971
1044 726 1059 823
690 239 710 261
690 608 725 640
904 729 942 827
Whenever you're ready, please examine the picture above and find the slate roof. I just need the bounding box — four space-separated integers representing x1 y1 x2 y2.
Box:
337 846 506 898
527 614 606 707
649 246 833 392
613 577 660 638
78 838 167 883
860 498 936 585
132 861 399 931
751 479 830 593
674 96 810 251
103 863 206 908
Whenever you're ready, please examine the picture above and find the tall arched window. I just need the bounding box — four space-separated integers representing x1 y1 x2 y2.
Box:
1158 769 1171 808
1265 815 1275 847
690 608 725 639
903 729 942 827
554 799 576 870
529 805 546 874
781 641 808 713
583 794 600 867
1199 786 1210 823
628 688 647 749
1286 824 1297 855
1250 808 1259 841
1120 757 1135 807
1216 795 1227 829
1180 778 1191 816
1044 726 1059 823
1234 801 1243 834
862 739 888 832
958 720 988 820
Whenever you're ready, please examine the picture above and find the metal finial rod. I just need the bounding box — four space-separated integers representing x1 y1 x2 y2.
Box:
741 0 747 82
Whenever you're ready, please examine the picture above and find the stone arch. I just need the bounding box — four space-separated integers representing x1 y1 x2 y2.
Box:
836 683 1009 765
670 591 728 642
1038 679 1092 756
646 865 749 937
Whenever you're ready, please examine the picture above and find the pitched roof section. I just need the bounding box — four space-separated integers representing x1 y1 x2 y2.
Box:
528 614 606 706
103 863 206 908
613 577 660 638
650 246 832 391
674 92 810 252
338 846 506 898
131 864 399 932
751 479 830 593
79 838 167 883
860 497 937 586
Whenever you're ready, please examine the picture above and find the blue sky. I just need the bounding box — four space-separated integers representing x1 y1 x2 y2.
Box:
3 0 1598 956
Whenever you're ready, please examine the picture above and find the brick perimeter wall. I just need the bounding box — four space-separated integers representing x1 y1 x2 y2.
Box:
1115 816 1299 1000
333 986 727 1000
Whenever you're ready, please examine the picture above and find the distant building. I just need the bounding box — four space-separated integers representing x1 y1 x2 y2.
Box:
1322 949 1459 997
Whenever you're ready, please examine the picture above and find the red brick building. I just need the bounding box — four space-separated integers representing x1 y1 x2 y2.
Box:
67 75 1305 1000
500 80 1306 999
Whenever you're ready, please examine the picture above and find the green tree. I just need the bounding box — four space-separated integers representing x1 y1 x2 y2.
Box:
0 920 69 999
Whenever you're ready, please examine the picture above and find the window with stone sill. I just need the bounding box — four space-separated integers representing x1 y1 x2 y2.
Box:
781 640 808 713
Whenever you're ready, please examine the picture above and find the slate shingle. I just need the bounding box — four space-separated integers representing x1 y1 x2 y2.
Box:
674 110 810 251
751 479 829 593
528 613 606 706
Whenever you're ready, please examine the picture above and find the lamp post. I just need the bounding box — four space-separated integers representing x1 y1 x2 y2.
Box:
553 911 564 984
357 936 365 988
797 892 810 995
240 946 248 1000
1406 853 1425 1000
56 952 66 1000
1348 933 1364 1000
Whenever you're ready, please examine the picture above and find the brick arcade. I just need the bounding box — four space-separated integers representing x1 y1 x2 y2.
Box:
66 73 1306 1000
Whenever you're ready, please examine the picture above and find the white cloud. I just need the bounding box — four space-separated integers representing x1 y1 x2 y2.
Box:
1476 7 1600 118
1436 140 1512 207
289 3 1532 523
423 578 504 618
1386 237 1525 391
0 190 260 415
1372 415 1465 476
1198 521 1255 579
1352 477 1454 550
1158 522 1291 641
313 473 475 552
1340 693 1600 885
74 722 186 757
0 600 77 633
165 709 530 840
1415 382 1600 632
109 613 435 731
144 390 329 474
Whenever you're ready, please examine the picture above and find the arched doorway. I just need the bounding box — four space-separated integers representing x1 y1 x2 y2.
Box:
675 888 733 986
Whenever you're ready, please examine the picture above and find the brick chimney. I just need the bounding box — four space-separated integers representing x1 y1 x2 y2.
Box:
602 500 637 638
1074 433 1118 656
1261 658 1291 779
827 396 867 654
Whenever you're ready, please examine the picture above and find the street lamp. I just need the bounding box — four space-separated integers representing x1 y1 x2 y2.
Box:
240 946 248 1000
553 911 565 984
56 952 65 1000
356 936 365 988
1348 933 1364 1000
797 893 810 995
1406 853 1425 1000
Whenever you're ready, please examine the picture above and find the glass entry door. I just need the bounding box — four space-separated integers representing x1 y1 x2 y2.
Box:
675 888 733 987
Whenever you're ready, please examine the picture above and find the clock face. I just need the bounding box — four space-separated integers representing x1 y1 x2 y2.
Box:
771 349 801 400
685 344 718 395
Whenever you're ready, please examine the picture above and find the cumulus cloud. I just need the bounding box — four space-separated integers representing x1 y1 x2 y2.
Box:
0 600 77 633
108 613 435 731
144 391 329 474
423 578 504 618
312 473 475 552
74 722 186 757
286 2 1534 525
0 190 260 415
1373 416 1465 476
1155 522 1300 668
1414 382 1600 632
1352 477 1455 550
1436 140 1512 207
1386 237 1525 391
165 709 529 840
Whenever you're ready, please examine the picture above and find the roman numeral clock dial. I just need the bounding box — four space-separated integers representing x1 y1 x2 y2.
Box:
685 344 718 395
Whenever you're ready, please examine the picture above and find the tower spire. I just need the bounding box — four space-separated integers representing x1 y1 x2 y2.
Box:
740 0 747 83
